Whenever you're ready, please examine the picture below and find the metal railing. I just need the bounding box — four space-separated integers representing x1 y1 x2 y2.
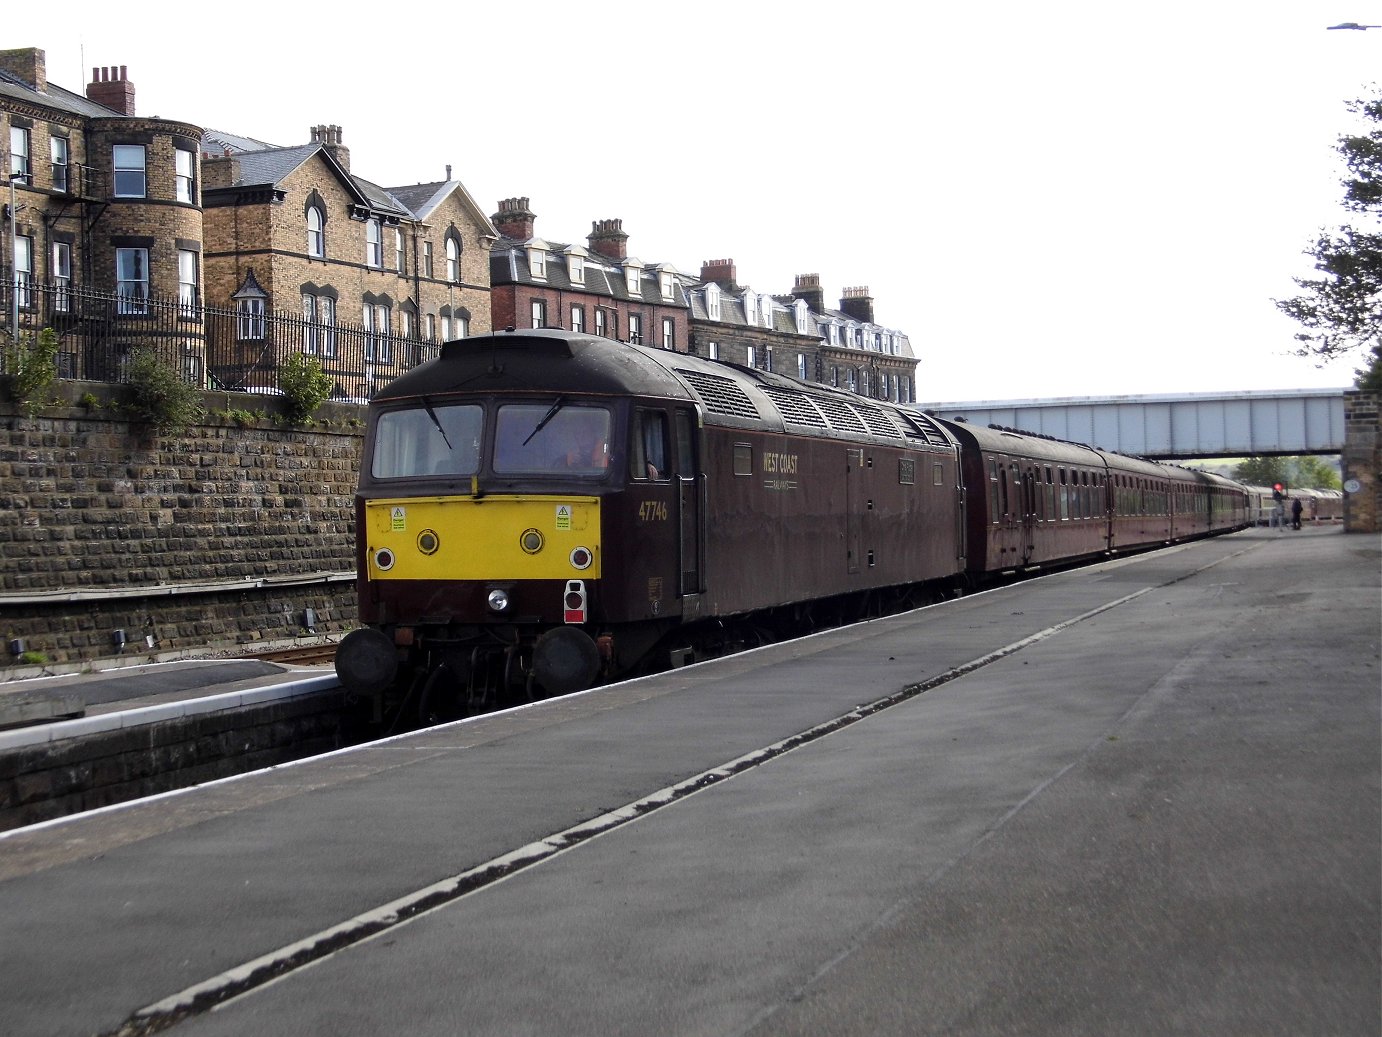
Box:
2 279 443 397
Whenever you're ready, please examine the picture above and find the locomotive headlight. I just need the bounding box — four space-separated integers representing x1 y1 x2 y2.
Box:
519 528 544 554
374 548 396 572
569 546 593 570
487 588 511 613
417 529 440 555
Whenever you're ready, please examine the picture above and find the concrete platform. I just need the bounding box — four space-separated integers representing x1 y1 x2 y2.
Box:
0 526 1376 1037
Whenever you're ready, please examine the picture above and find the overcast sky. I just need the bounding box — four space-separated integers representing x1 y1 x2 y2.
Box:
11 2 1381 402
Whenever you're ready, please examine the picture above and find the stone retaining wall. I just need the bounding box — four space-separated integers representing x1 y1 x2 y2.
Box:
0 380 363 665
0 689 350 831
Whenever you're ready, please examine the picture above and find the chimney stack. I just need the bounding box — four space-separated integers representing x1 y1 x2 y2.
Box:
311 124 350 172
491 197 536 240
588 219 629 261
0 48 47 92
700 258 737 289
839 286 875 324
792 273 825 313
86 65 135 116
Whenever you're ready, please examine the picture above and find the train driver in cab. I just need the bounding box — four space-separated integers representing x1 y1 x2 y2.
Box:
558 409 610 472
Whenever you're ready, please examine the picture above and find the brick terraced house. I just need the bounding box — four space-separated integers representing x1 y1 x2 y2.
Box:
488 199 917 403
201 127 497 396
1 46 496 398
488 198 690 351
680 263 916 403
1 48 208 379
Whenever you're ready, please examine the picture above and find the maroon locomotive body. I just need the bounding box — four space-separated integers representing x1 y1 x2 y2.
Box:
336 330 964 720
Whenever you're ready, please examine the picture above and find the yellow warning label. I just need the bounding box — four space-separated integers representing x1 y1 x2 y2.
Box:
391 506 406 531
555 504 572 530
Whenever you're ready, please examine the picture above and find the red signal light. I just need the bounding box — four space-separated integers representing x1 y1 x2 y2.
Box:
563 580 588 624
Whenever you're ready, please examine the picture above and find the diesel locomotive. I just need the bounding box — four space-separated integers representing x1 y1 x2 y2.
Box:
335 329 1249 722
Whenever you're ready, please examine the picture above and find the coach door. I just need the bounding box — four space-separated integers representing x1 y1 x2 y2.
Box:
674 409 703 607
846 448 864 574
1021 463 1037 564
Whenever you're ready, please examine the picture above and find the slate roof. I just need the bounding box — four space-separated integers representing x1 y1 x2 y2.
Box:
0 66 124 119
388 181 451 219
201 131 411 217
200 128 280 154
490 236 687 307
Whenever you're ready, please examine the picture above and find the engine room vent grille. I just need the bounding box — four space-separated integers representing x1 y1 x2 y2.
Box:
675 370 761 419
849 402 904 439
810 397 868 435
896 411 952 447
759 387 829 429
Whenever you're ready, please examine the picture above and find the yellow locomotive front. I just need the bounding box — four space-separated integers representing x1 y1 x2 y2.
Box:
336 396 621 718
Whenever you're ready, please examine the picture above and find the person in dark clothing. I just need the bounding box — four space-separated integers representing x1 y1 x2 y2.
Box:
1291 497 1303 530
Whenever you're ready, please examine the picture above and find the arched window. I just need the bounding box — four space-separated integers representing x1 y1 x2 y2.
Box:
307 205 324 258
445 235 461 282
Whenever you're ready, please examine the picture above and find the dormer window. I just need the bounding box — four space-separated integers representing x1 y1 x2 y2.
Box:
793 299 809 335
658 269 674 302
624 260 643 297
743 290 757 328
528 243 547 280
569 255 584 285
759 296 772 329
706 283 721 321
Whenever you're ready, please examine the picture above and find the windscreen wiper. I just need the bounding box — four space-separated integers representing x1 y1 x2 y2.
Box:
522 396 565 446
422 397 453 450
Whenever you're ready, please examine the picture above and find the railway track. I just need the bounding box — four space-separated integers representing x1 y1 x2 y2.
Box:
247 642 339 665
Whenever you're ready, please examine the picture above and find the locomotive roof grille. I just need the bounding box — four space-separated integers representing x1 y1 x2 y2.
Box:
810 397 869 435
675 369 762 419
758 387 830 430
897 411 952 447
849 401 904 439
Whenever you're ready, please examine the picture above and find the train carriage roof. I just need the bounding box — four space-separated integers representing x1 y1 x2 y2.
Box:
936 418 1106 466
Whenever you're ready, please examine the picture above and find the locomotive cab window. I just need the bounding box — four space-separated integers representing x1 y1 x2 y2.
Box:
371 403 483 479
494 403 611 476
629 409 670 481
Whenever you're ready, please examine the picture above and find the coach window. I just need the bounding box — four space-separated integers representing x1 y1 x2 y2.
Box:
988 457 1000 523
733 443 753 477
630 409 670 480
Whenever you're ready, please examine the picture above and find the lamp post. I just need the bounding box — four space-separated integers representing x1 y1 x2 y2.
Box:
7 171 19 344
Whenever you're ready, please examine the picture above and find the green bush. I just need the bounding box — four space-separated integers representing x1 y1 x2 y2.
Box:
124 348 204 435
280 352 333 424
4 327 59 416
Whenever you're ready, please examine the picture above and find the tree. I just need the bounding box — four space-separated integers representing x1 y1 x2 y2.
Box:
1231 455 1342 490
1232 456 1289 487
1276 92 1382 390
